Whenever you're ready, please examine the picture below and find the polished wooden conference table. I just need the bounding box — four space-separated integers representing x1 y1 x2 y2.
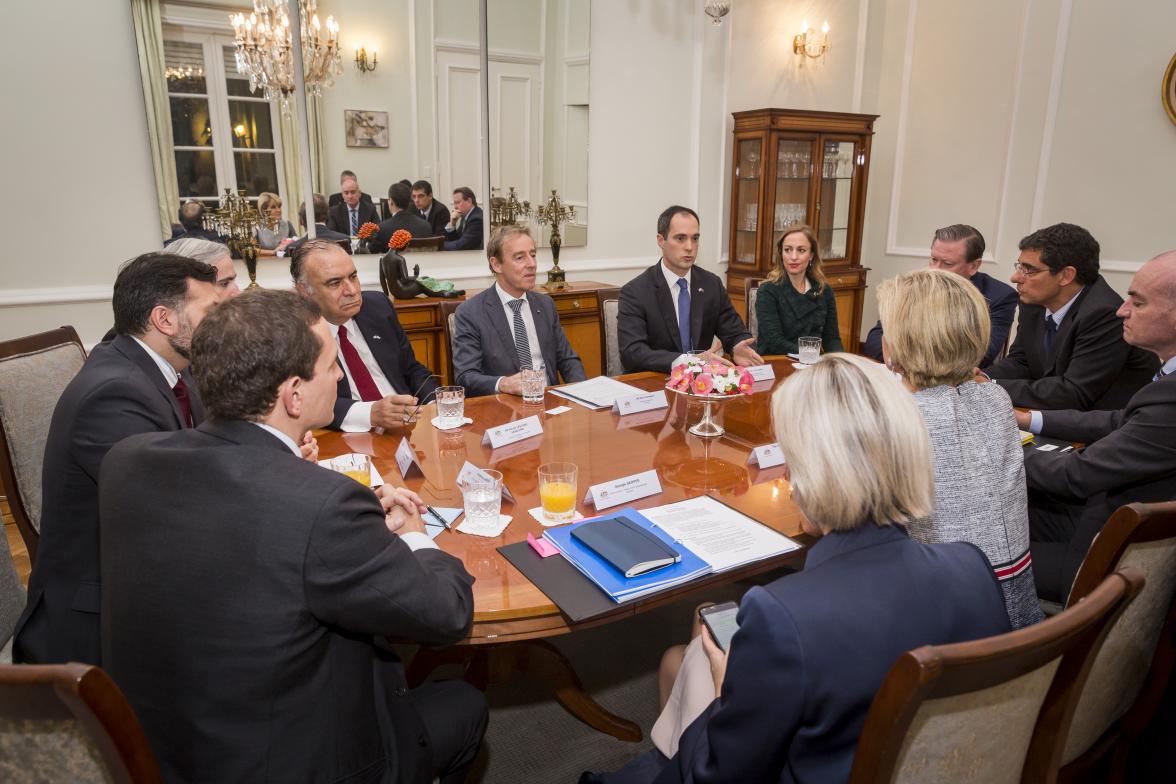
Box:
318 357 810 739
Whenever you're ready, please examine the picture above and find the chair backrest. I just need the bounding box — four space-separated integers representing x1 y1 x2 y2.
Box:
0 326 87 564
849 569 1144 784
744 277 764 339
0 516 24 662
0 663 161 783
441 300 462 385
595 287 622 377
404 236 444 252
1059 501 1176 767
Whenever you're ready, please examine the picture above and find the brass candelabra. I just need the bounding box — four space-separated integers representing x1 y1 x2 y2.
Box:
535 189 575 291
489 186 532 229
203 188 263 288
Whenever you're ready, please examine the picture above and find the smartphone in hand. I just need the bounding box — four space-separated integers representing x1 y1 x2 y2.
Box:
699 601 740 653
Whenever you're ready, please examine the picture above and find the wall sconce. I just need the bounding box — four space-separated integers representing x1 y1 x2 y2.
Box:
794 20 830 61
354 46 378 73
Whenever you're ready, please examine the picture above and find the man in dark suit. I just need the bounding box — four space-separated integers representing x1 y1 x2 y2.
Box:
12 254 221 665
453 226 586 397
986 223 1157 410
292 239 437 430
863 223 1017 367
326 172 379 235
328 168 376 210
100 290 486 784
413 179 451 236
286 193 352 256
618 205 762 373
373 182 434 252
164 200 225 246
1017 250 1176 602
443 186 484 251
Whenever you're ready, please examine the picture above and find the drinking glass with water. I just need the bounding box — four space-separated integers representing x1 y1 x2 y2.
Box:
436 386 465 427
798 336 822 365
460 469 503 527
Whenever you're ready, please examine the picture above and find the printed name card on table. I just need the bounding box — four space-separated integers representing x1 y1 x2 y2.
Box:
583 469 662 511
457 460 516 503
395 437 424 479
612 390 669 416
747 443 785 469
481 415 543 449
746 364 776 382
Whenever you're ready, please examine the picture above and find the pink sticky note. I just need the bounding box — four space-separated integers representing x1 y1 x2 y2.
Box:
527 533 560 558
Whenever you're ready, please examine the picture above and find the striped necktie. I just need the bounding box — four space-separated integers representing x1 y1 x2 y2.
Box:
1155 366 1170 383
508 299 533 370
349 208 358 235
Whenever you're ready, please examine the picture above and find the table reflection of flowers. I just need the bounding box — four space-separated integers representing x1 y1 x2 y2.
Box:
356 221 381 252
666 356 754 437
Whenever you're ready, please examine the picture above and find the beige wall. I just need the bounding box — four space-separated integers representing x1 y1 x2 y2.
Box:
3 0 1175 346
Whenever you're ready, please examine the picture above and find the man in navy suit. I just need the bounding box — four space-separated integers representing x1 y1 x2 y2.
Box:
13 253 221 665
292 239 438 430
863 223 1017 367
452 226 586 397
412 179 451 236
442 186 484 251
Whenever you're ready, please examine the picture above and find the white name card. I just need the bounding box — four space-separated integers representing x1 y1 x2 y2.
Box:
583 469 662 510
748 443 785 468
395 437 424 479
457 460 516 504
746 364 776 382
480 415 543 449
612 390 669 416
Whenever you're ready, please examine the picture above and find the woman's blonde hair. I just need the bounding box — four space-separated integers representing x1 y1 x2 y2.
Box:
877 268 990 389
766 224 826 291
771 353 933 531
258 191 282 214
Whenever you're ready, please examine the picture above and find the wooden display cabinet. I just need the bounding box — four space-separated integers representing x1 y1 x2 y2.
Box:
727 109 878 352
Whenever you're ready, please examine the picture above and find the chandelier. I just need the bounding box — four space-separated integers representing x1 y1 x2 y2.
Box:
230 0 342 106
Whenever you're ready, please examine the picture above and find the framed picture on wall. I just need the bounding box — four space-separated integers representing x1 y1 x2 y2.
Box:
344 110 390 148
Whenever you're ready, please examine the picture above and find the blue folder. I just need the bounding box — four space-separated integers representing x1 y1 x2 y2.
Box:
543 507 711 602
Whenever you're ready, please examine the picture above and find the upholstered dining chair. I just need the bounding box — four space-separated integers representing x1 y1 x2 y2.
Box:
441 300 462 386
0 516 24 663
403 236 445 252
744 278 763 339
0 663 161 783
0 326 87 565
595 287 622 377
849 569 1144 784
1053 501 1176 783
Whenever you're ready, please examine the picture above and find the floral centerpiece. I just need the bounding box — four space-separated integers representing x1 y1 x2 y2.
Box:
355 221 380 252
387 229 412 252
667 355 754 397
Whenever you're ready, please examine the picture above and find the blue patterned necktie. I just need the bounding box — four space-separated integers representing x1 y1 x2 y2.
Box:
1043 314 1057 354
349 208 358 235
676 278 692 353
509 299 533 370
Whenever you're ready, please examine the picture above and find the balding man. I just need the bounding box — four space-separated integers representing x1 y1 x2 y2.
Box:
327 175 379 236
292 239 438 430
166 200 224 245
1017 251 1176 601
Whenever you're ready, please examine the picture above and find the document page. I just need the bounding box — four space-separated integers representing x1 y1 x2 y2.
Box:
641 496 801 572
550 376 649 409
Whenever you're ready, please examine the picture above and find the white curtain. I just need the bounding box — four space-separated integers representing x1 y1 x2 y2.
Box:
130 0 180 241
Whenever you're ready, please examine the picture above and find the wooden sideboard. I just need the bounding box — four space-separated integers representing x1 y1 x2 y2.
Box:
391 280 612 385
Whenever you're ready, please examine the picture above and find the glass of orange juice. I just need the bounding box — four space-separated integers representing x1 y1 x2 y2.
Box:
538 462 578 523
330 454 372 487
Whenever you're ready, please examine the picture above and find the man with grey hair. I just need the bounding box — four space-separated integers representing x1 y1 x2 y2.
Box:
863 224 1018 367
287 194 350 256
327 174 379 235
1017 250 1176 601
164 237 241 300
291 239 437 430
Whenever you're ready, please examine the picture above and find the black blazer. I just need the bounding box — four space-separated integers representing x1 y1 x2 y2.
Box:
452 286 586 397
326 199 381 235
12 335 203 665
598 525 1010 784
372 211 435 253
862 270 1019 368
987 276 1158 410
100 419 474 783
418 201 451 237
332 291 439 429
618 262 751 373
443 206 484 251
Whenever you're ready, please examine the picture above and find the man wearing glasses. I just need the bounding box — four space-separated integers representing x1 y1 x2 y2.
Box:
985 222 1157 410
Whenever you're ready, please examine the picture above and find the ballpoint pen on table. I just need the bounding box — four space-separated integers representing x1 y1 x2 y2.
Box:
426 505 452 529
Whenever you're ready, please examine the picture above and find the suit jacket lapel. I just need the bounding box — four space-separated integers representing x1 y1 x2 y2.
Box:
528 295 557 381
182 368 206 425
651 266 682 351
485 290 520 372
1046 285 1091 372
112 335 186 428
354 303 407 394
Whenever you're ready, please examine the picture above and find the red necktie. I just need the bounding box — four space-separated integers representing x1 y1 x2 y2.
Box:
337 324 382 402
172 377 193 428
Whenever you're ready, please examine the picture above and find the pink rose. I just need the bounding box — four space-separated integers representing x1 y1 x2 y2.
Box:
669 365 685 385
693 373 714 394
738 370 754 394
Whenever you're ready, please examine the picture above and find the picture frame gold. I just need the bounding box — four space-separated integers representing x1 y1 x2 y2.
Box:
1163 51 1176 128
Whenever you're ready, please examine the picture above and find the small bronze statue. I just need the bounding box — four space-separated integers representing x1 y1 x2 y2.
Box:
379 248 464 300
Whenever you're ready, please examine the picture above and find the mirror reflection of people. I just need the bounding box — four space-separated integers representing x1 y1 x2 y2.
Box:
584 354 1011 784
327 168 375 210
754 224 843 355
99 289 486 783
165 200 224 245
327 174 379 236
286 194 351 256
254 191 296 257
412 179 451 236
373 182 432 251
442 187 484 251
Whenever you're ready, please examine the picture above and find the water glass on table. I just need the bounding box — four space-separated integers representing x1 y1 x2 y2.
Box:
538 462 578 524
460 469 503 528
798 336 822 365
521 366 547 404
329 453 372 487
436 385 465 427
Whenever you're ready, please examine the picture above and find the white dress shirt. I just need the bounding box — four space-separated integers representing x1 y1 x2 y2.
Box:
494 283 544 392
330 319 395 432
131 336 179 387
660 261 693 330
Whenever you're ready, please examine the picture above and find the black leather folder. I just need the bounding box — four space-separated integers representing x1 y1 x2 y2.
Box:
571 516 681 578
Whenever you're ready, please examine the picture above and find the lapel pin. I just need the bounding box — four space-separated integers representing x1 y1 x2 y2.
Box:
371 334 382 340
